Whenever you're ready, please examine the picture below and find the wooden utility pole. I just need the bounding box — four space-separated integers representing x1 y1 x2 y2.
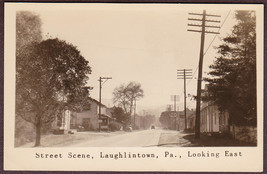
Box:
98 77 112 131
188 10 220 139
133 99 136 129
177 69 192 130
170 95 179 130
170 95 179 111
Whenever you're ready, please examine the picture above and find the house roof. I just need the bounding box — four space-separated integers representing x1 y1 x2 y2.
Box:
100 114 114 119
88 97 108 108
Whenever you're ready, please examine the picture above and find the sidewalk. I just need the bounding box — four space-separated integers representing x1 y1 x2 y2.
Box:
20 130 126 148
157 130 192 147
182 133 257 147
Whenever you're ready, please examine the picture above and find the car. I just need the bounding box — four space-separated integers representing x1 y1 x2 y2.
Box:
151 125 155 129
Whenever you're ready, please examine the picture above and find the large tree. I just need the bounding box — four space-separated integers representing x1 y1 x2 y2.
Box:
16 38 92 146
16 11 42 51
113 82 144 117
15 11 43 146
205 11 256 126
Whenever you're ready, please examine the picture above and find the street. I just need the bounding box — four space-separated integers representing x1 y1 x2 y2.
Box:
68 129 191 147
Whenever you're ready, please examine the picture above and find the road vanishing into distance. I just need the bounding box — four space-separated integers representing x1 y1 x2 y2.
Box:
69 129 191 147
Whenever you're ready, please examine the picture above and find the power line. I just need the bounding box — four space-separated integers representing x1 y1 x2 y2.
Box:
185 10 231 87
188 10 221 139
203 10 231 56
175 11 231 111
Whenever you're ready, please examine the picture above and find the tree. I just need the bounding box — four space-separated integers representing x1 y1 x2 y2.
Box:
204 11 256 126
16 38 92 146
113 82 144 116
111 106 130 126
16 11 42 51
15 11 43 146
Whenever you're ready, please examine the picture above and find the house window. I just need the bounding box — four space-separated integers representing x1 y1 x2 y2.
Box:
102 118 108 125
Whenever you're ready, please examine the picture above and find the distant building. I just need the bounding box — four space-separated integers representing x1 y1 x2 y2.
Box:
133 114 155 130
53 97 113 132
72 97 113 131
177 109 195 130
159 108 195 131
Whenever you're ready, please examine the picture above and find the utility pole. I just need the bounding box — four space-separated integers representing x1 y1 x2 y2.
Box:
133 99 136 129
177 69 192 130
188 10 220 138
170 95 179 111
98 77 112 131
170 95 179 130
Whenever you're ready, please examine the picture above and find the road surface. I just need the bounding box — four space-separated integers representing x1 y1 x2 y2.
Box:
69 129 190 147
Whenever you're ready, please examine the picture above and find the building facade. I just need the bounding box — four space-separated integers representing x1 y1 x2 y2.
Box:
199 102 229 133
71 97 113 131
52 97 113 132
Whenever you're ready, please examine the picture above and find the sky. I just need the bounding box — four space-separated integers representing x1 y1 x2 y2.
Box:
14 4 240 116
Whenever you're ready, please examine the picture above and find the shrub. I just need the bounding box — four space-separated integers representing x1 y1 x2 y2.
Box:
108 122 122 131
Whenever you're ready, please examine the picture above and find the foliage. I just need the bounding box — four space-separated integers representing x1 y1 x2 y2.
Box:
204 11 256 126
159 111 171 129
16 11 42 51
111 106 130 126
16 38 92 146
108 122 122 131
15 11 43 147
113 81 144 116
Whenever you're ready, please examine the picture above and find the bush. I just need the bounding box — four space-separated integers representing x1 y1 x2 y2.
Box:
108 122 122 131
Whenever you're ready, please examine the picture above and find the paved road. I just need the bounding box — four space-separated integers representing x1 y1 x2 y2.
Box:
70 129 163 147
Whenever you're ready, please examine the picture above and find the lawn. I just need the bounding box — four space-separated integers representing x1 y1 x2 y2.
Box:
20 131 125 147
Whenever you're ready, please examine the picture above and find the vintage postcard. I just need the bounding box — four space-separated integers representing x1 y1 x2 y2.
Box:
4 3 264 172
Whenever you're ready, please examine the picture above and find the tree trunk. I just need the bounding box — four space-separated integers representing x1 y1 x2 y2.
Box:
34 116 41 147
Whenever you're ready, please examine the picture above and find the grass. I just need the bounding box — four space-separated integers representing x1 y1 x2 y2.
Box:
19 131 125 147
182 133 257 147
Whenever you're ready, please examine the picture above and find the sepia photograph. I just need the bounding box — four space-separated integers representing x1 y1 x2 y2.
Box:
4 3 264 172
